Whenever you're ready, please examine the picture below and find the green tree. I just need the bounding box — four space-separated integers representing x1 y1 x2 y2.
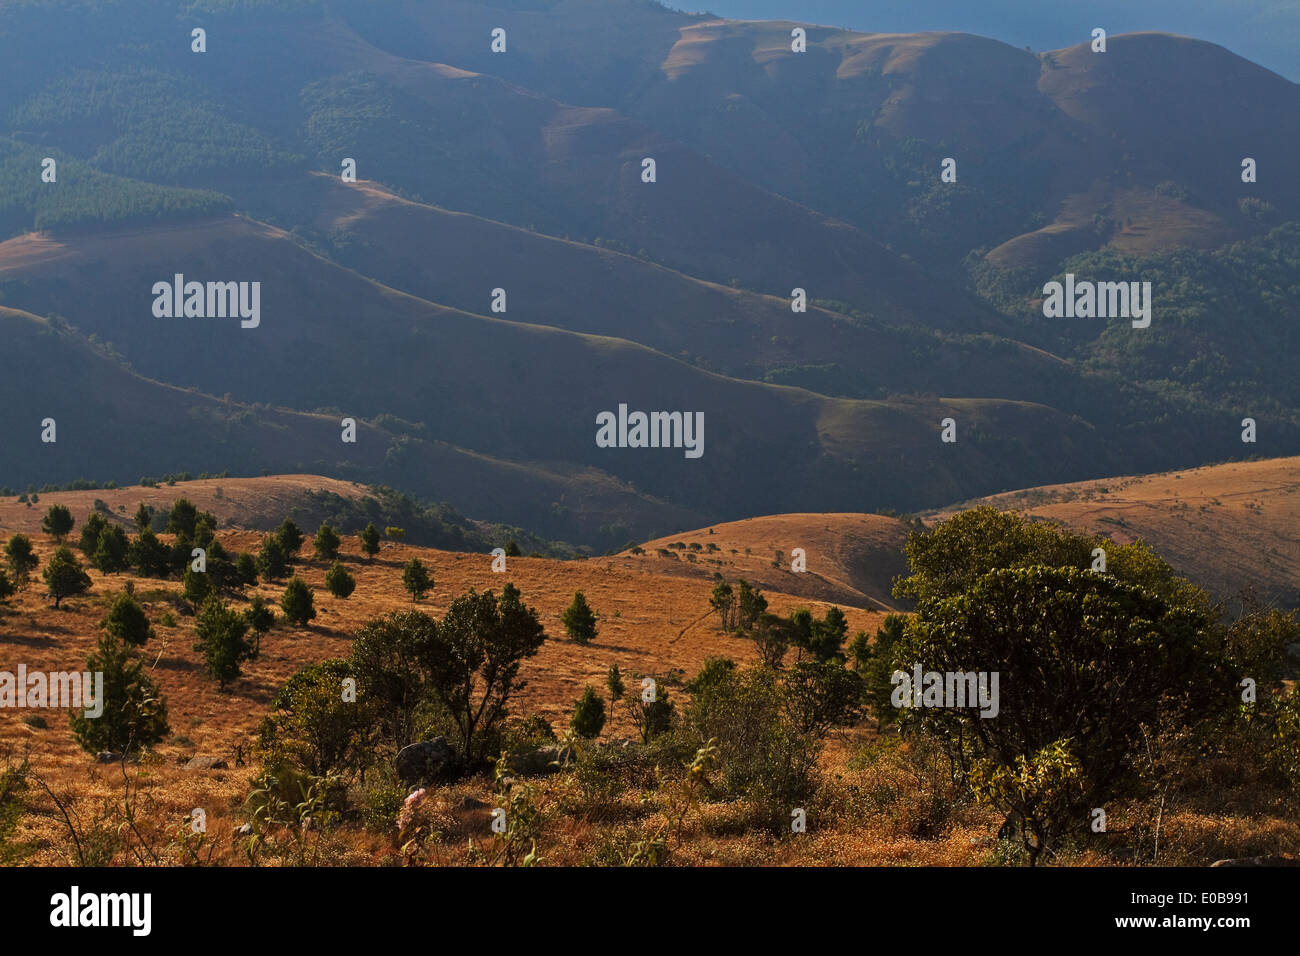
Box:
606 663 625 712
790 606 848 662
102 591 153 647
735 579 768 629
275 518 304 558
43 547 91 607
234 551 259 587
4 534 38 585
571 686 606 738
349 609 439 750
424 584 547 764
313 523 341 561
402 557 431 602
257 535 288 582
192 511 217 550
627 680 674 744
204 538 239 593
181 564 212 608
78 512 108 558
0 569 13 604
359 522 381 561
128 528 170 578
503 540 522 558
280 576 317 627
745 612 792 668
93 524 130 574
685 662 820 825
325 560 355 598
244 594 275 660
165 497 199 539
685 657 736 696
69 633 169 755
133 502 153 533
851 614 907 726
561 590 599 645
894 506 1098 605
782 659 863 737
709 580 735 629
41 504 74 542
193 595 252 690
256 659 371 779
897 566 1224 865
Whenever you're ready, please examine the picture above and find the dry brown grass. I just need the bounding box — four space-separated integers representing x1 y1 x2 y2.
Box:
3 473 1296 867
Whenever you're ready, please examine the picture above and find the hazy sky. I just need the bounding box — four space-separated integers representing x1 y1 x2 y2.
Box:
692 1 1300 80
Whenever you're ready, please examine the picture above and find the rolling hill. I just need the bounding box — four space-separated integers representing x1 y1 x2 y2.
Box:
0 215 1124 534
0 0 1296 552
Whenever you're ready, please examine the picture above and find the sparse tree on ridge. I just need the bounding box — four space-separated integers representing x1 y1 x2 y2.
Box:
4 534 38 585
326 560 355 598
43 547 91 607
561 590 599 645
360 522 381 562
133 502 152 533
193 594 252 691
102 591 153 647
402 557 431 602
276 518 305 559
280 576 317 627
41 504 74 542
314 523 341 561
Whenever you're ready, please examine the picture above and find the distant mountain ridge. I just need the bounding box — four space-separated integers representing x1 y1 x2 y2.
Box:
0 0 1295 546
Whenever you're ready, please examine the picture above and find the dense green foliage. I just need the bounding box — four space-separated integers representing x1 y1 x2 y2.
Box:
70 632 169 755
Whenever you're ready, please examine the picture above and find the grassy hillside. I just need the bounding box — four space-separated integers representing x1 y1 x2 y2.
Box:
0 306 706 546
0 217 1119 526
249 173 1076 403
2 475 1294 867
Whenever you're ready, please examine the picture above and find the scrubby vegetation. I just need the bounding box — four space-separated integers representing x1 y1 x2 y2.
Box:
2 500 1296 869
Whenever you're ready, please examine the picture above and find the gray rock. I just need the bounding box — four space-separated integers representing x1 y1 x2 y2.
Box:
184 756 228 771
95 751 122 764
233 823 253 837
395 737 455 786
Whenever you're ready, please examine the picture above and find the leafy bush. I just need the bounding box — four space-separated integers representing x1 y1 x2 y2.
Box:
257 659 370 779
896 565 1225 864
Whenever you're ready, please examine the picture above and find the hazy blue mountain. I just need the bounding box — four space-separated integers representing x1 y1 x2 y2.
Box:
697 0 1300 81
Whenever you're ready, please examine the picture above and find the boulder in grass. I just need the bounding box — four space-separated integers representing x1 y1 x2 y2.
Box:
395 737 455 786
184 755 228 770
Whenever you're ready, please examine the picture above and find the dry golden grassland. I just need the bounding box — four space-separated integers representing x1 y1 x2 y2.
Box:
1 472 1296 866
